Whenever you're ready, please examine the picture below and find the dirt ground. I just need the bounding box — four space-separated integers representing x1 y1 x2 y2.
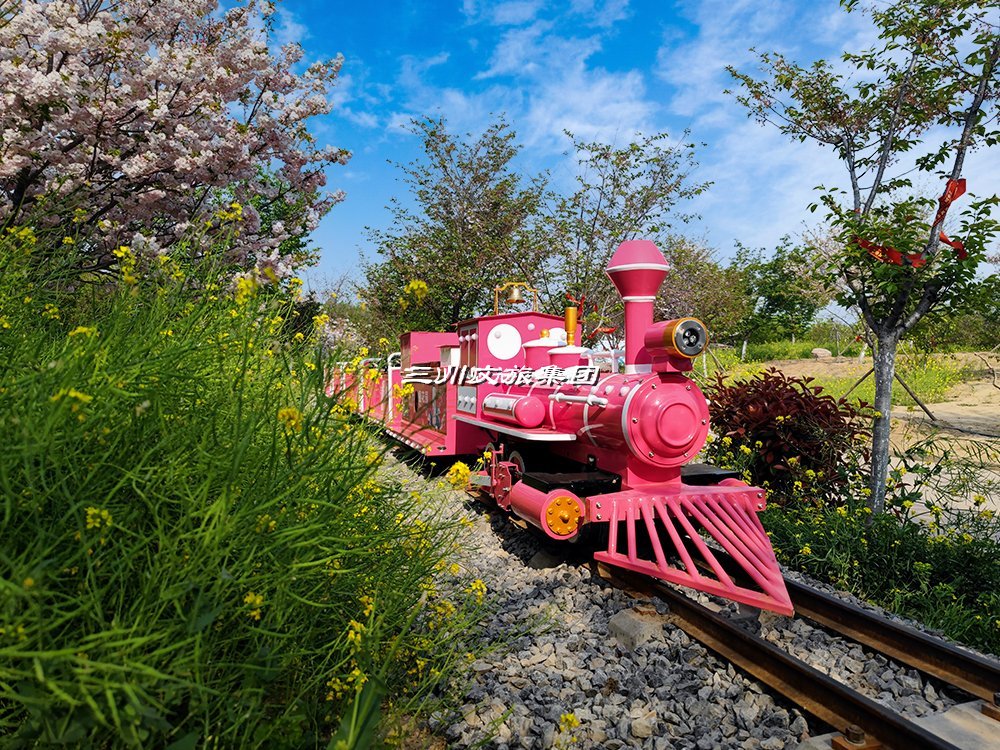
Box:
769 351 1000 445
767 351 1000 513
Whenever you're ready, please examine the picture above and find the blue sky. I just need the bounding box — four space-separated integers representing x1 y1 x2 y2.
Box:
276 0 1000 290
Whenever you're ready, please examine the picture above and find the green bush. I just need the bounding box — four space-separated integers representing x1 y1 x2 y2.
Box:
762 433 1000 655
764 498 1000 654
0 232 482 747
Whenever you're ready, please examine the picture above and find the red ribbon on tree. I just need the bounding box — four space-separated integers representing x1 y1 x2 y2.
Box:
585 326 617 341
859 178 968 267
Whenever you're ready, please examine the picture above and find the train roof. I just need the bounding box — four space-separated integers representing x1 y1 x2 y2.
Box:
456 310 566 326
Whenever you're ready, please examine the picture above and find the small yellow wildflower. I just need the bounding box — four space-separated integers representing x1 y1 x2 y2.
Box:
445 461 471 489
68 326 97 337
23 577 34 589
277 406 303 433
799 544 812 556
234 276 256 306
360 596 374 617
349 667 367 691
85 506 112 529
243 591 264 621
346 619 364 650
51 388 93 412
256 514 277 533
465 578 487 605
559 713 581 732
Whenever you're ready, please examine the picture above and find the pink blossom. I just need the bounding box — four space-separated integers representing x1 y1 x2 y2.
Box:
0 0 350 273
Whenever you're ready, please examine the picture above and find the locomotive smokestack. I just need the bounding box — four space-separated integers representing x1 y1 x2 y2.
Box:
606 241 669 373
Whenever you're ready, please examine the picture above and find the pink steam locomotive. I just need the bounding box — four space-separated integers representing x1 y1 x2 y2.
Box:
334 240 793 615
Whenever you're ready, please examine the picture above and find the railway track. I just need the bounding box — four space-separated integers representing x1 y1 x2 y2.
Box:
455 480 1000 747
596 562 1000 750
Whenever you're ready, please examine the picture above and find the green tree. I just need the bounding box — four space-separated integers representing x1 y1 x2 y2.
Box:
541 132 710 343
358 116 548 343
729 0 1000 511
658 235 753 346
911 273 1000 350
734 239 831 344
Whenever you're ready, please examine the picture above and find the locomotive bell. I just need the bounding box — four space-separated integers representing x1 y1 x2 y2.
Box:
505 286 526 305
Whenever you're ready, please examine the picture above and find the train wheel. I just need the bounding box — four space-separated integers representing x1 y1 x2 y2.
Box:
507 449 527 482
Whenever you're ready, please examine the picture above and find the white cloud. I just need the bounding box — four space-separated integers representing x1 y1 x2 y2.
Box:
571 0 630 28
273 7 308 47
521 61 655 149
491 0 544 26
476 21 554 79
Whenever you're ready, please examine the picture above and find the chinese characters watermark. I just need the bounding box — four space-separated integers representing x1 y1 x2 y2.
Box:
400 365 601 387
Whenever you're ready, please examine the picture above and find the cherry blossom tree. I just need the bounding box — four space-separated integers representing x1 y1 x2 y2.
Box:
0 0 349 277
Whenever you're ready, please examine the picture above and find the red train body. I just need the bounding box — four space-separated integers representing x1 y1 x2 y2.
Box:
334 241 793 615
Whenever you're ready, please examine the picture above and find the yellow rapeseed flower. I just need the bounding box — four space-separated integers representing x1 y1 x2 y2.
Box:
465 578 487 605
85 506 112 529
559 713 581 732
234 276 256 305
346 619 364 650
243 591 264 620
445 461 471 489
277 406 303 433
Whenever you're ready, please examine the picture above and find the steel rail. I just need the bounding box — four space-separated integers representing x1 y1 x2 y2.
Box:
785 576 1000 703
704 551 1000 702
598 565 962 750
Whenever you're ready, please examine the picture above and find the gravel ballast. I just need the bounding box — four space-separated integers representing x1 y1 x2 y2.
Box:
394 456 986 749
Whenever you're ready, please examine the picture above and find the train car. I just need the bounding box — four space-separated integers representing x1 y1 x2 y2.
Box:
336 240 793 615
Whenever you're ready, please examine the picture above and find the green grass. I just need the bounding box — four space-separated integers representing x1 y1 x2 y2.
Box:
806 350 974 406
0 229 485 747
742 338 863 362
694 344 974 407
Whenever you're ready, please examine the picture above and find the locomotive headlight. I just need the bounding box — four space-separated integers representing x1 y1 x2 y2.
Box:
643 317 709 360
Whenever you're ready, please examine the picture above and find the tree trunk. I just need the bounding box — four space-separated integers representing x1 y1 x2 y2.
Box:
741 339 748 361
869 333 899 513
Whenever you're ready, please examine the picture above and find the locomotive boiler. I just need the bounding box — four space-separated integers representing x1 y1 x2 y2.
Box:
335 240 793 615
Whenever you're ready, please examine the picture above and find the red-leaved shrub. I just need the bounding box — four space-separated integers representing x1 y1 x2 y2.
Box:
705 368 870 503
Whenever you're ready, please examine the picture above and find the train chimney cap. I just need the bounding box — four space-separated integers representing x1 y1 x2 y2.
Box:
606 240 669 298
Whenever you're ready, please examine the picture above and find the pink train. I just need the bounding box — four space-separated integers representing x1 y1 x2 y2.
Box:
334 240 792 615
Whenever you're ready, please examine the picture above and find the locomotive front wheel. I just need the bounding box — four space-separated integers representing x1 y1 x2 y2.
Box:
507 449 527 481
